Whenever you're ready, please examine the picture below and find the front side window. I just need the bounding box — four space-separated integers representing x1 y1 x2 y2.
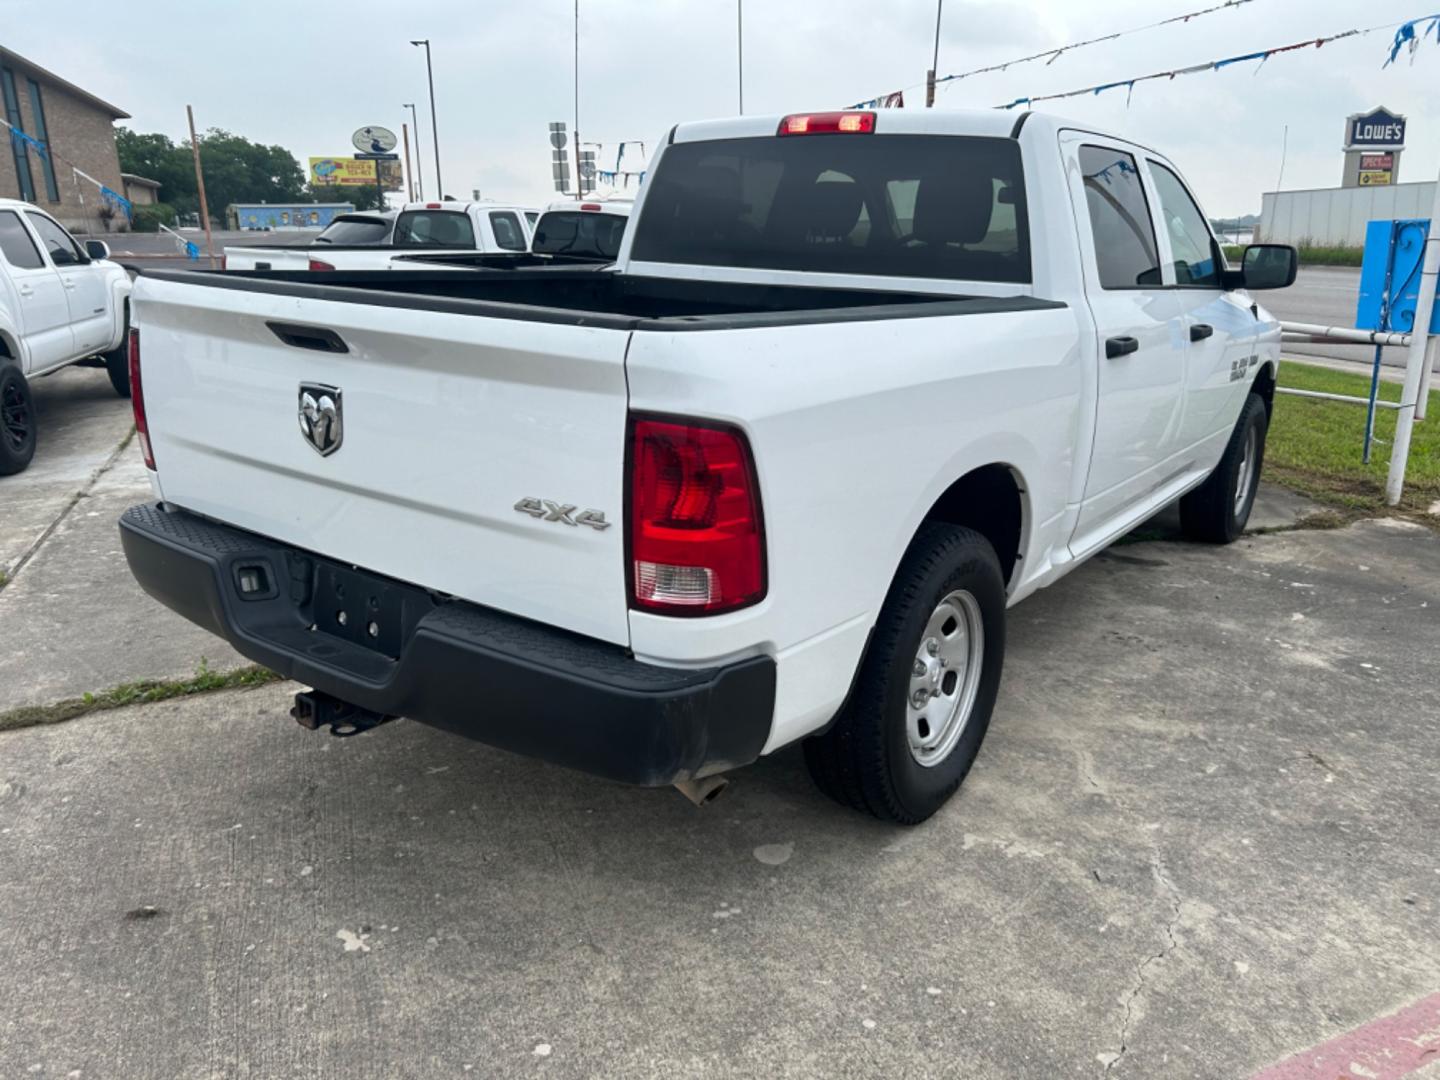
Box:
1148 162 1220 287
489 211 526 251
25 211 83 266
0 210 44 268
393 210 476 247
630 134 1031 283
1079 145 1160 289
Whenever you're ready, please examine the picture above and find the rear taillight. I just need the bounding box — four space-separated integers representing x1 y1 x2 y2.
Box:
777 111 876 136
628 415 765 615
128 328 154 470
308 258 336 271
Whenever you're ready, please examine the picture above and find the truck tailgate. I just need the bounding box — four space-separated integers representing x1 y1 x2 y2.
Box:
132 275 633 645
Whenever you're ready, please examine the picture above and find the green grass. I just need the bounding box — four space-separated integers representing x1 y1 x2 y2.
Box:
0 661 282 734
1222 244 1363 267
1267 361 1440 516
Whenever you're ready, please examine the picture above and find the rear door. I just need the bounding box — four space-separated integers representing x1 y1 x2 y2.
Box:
0 209 71 371
134 276 634 645
26 210 110 355
1063 135 1188 536
1144 157 1258 458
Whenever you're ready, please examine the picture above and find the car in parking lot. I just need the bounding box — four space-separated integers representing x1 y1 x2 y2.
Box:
121 109 1296 821
0 198 132 475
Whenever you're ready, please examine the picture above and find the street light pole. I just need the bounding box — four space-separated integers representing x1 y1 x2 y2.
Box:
737 0 743 114
403 102 423 201
410 40 443 198
927 0 944 107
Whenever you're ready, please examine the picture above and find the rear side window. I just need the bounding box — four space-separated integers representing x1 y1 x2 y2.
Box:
1078 146 1160 289
1148 162 1220 287
315 216 391 244
25 211 83 266
394 210 476 247
532 211 628 260
489 211 526 252
630 134 1030 283
0 211 43 269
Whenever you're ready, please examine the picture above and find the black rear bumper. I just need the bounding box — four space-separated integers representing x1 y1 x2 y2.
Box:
118 503 774 786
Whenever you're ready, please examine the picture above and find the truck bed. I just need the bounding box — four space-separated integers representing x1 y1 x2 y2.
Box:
142 267 1064 331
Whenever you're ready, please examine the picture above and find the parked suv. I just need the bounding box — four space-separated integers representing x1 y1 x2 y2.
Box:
0 198 132 475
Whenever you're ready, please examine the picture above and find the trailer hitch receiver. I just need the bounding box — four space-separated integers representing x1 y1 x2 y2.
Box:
290 690 394 738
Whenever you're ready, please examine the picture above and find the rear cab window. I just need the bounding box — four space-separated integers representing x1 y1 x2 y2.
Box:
0 210 44 269
630 134 1030 283
314 215 392 245
394 210 477 248
532 211 628 260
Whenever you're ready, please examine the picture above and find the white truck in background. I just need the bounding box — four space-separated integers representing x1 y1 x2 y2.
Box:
121 109 1296 823
0 198 132 475
222 203 534 271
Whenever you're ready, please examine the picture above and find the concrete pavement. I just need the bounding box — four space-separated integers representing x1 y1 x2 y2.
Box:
2 517 1437 1079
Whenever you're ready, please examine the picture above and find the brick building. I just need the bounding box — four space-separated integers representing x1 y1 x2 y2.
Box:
0 45 130 233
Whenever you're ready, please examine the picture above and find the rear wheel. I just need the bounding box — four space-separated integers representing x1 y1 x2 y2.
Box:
1179 392 1268 543
0 365 37 475
104 342 130 398
804 523 1006 824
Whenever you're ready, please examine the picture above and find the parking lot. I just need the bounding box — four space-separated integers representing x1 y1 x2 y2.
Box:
2 362 1438 1079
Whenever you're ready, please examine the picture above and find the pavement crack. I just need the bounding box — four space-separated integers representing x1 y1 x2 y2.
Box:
1 426 134 589
1302 749 1337 773
1104 849 1184 1076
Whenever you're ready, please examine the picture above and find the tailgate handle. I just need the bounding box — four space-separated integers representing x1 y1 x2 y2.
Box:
267 321 349 354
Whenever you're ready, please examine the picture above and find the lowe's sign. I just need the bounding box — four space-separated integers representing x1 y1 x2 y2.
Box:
1345 107 1406 149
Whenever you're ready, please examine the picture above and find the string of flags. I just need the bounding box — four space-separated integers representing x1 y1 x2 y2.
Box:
943 0 1254 86
1384 12 1440 65
595 140 648 189
0 115 132 221
992 14 1440 111
848 0 1254 110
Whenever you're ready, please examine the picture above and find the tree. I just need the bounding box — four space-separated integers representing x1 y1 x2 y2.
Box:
117 126 309 222
308 183 384 211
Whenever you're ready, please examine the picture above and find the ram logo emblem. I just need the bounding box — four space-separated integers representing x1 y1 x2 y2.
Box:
298 383 343 457
514 497 610 530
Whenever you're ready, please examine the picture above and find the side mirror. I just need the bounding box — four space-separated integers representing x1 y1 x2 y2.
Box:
1225 243 1296 291
85 239 111 261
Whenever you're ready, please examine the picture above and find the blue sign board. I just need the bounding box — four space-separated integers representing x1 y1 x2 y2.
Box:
1355 218 1439 334
232 203 353 231
1346 108 1406 148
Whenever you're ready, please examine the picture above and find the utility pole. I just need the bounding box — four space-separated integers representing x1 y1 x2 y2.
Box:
401 122 415 202
404 103 423 200
411 40 443 197
185 105 215 267
926 0 944 107
737 0 744 114
574 0 582 197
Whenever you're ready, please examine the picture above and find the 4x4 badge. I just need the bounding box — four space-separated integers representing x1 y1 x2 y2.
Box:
514 497 610 530
298 383 343 457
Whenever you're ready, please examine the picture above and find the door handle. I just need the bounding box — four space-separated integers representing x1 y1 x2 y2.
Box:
1190 323 1214 342
17 285 34 298
1105 335 1139 359
62 279 76 290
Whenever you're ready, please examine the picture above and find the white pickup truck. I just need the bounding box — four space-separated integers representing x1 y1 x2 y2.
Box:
120 109 1295 822
0 198 132 475
223 202 534 272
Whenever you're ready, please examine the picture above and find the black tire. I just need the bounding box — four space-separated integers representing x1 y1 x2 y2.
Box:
1179 392 1268 544
804 523 1007 825
104 342 130 398
0 364 37 476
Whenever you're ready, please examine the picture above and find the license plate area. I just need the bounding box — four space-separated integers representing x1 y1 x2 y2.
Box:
306 560 435 660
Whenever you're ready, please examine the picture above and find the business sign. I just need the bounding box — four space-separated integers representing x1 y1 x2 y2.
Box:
1345 107 1406 149
309 157 381 187
1358 152 1394 186
352 126 398 154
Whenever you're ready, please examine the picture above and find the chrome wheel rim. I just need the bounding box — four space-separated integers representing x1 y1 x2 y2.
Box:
1 381 29 453
906 589 985 768
1234 424 1258 515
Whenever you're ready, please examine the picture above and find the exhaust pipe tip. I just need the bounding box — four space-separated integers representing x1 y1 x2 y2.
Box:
674 775 729 807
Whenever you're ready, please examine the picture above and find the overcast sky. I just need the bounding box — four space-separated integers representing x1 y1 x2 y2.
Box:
2 0 1436 216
